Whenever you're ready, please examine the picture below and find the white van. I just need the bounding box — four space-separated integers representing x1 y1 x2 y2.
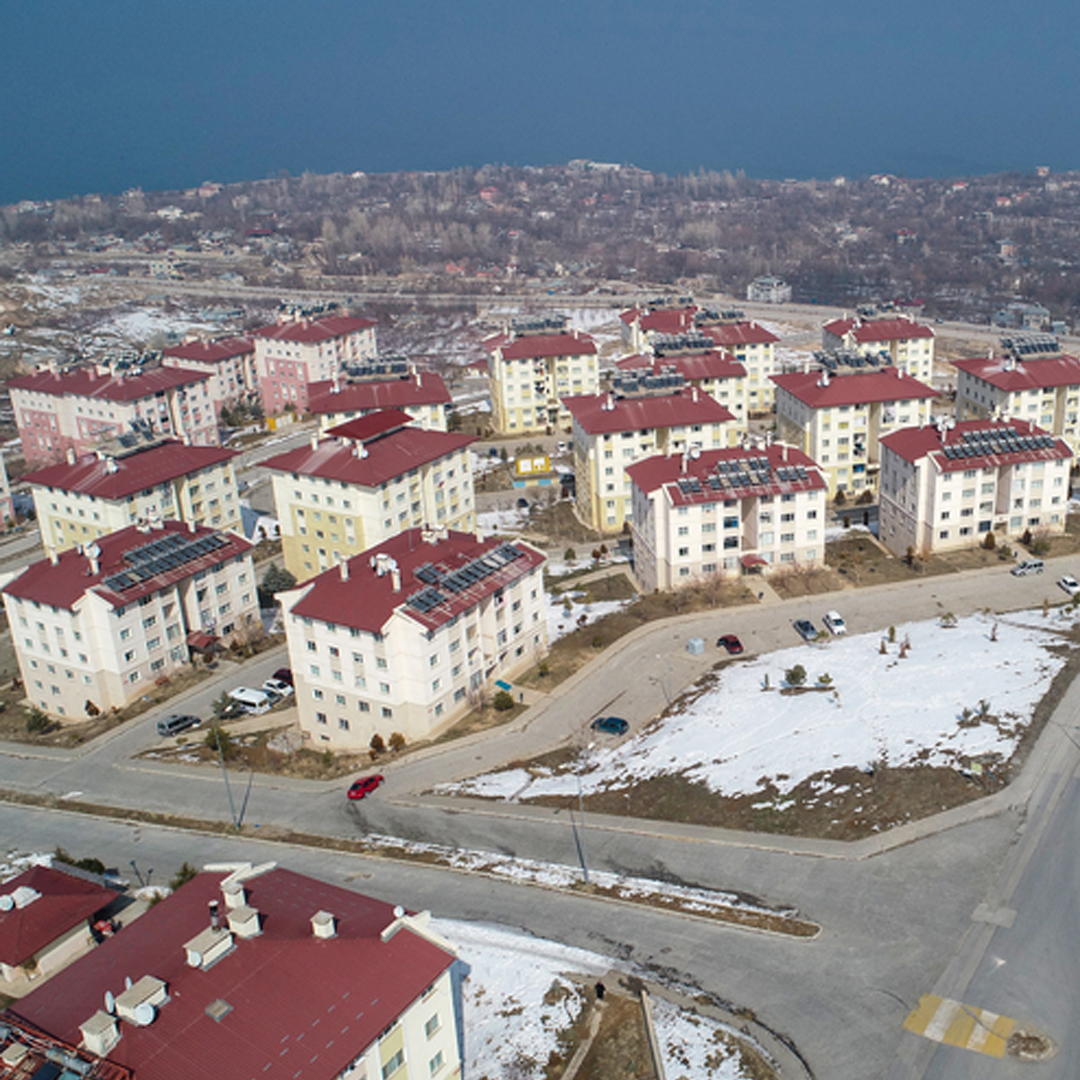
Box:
228 687 271 715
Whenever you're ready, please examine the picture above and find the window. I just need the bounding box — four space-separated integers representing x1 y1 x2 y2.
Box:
124 649 136 663
382 1051 405 1080
429 1052 444 1076
338 717 350 731
316 712 327 724
425 1014 440 1039
381 706 393 719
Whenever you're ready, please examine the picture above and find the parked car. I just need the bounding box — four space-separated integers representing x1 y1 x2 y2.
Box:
262 678 294 698
347 774 385 800
794 619 818 642
590 716 629 736
716 634 744 654
1058 575 1080 597
272 667 294 687
822 610 847 635
227 687 271 715
1012 559 1045 576
156 714 200 738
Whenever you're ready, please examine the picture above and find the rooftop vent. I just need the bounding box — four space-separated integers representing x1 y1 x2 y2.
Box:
226 905 261 939
115 975 167 1026
184 925 233 970
222 882 246 910
79 1012 121 1057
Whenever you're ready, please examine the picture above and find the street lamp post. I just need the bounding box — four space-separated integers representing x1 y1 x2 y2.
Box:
575 740 595 885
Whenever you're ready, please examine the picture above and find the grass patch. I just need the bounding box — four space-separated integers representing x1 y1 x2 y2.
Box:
551 572 636 604
528 500 605 545
767 565 846 599
569 992 654 1080
430 699 528 744
826 535 955 585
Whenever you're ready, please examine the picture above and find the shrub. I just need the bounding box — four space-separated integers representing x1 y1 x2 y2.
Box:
84 700 100 718
591 634 604 648
388 731 406 751
321 749 333 768
493 690 515 711
564 548 576 563
169 862 198 891
785 664 807 687
538 660 550 677
982 530 996 550
369 733 385 755
26 708 50 733
1032 538 1051 556
205 727 233 754
888 625 896 643
1021 528 1033 547
940 612 958 628
258 562 297 607
817 672 833 687
834 489 847 508
54 847 106 875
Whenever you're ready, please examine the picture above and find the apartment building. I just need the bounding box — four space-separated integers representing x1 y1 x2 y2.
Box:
952 335 1080 453
6 863 462 1080
279 528 546 747
629 443 826 591
746 275 792 303
615 347 748 439
618 300 697 352
772 368 936 497
10 365 217 468
562 389 734 533
160 335 257 418
483 316 598 433
878 419 1071 557
699 320 780 413
253 307 377 416
0 522 257 719
308 363 451 433
820 315 935 382
25 440 241 555
260 410 476 582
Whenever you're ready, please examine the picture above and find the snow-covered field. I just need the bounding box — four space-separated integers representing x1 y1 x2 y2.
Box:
547 591 635 642
445 610 1072 803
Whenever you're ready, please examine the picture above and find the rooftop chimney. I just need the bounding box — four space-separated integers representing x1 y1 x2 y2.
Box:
209 900 220 930
339 559 350 581
311 434 319 451
48 549 58 566
226 905 261 939
311 910 337 939
222 882 246 910
390 566 401 593
65 447 76 465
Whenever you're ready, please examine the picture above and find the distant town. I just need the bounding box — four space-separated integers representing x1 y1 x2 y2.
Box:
0 163 1077 1080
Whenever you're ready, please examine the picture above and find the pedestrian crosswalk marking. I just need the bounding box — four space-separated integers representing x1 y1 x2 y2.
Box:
903 994 1016 1058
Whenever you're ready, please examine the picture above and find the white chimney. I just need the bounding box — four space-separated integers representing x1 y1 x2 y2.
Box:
222 882 246 910
104 457 118 474
48 549 58 566
226 905 261 939
311 910 337 939
65 446 76 465
80 1011 121 1057
311 434 319 450
390 566 401 592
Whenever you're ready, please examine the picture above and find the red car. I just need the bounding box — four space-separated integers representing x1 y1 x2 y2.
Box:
717 634 744 654
347 774 385 800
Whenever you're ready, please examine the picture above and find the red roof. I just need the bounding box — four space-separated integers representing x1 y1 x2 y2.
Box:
9 868 455 1080
306 371 450 414
23 441 238 500
8 366 210 402
289 528 545 633
161 337 253 364
0 865 116 968
701 321 779 347
483 331 597 360
561 390 734 435
952 353 1080 391
2 521 252 612
627 444 825 504
252 315 375 344
260 426 475 488
616 351 745 381
880 418 1072 472
324 408 413 442
619 307 697 335
770 369 936 408
822 317 933 342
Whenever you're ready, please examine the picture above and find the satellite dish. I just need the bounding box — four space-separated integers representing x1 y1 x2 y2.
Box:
393 905 405 919
0 895 13 912
125 976 133 990
132 1002 155 1026
104 990 115 1014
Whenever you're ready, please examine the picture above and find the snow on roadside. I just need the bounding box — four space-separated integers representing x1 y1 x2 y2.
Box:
446 610 1071 803
547 593 634 642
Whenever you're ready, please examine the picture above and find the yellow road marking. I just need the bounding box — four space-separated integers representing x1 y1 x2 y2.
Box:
903 994 1016 1058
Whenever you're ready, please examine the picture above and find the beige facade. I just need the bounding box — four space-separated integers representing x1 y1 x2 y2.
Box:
262 416 476 582
772 370 936 497
1 524 258 720
279 529 547 750
27 442 241 555
161 336 258 418
821 316 935 383
484 325 599 433
878 420 1071 557
564 390 734 533
629 445 827 591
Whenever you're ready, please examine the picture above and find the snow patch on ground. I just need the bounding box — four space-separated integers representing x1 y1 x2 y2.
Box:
547 592 635 642
445 611 1070 802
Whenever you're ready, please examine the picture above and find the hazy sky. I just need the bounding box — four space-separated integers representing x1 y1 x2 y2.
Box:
5 0 1079 203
